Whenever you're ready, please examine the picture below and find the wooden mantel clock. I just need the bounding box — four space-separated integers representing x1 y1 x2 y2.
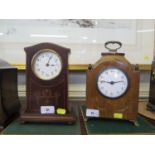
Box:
20 42 76 124
147 59 155 112
86 41 140 125
0 59 20 129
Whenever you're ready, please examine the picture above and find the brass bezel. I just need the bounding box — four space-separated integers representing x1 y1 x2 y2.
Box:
31 49 63 81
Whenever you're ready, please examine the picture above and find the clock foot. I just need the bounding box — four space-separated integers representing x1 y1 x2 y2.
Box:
0 125 4 131
68 121 74 125
18 120 27 124
84 117 89 122
130 120 139 127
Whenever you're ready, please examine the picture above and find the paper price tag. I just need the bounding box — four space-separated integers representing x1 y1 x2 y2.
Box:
40 106 55 114
86 109 99 117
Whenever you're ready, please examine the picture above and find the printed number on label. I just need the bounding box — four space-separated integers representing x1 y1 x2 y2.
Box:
40 106 55 114
86 109 99 117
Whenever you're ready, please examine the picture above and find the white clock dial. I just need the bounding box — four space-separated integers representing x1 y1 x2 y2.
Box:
97 68 128 98
32 49 62 80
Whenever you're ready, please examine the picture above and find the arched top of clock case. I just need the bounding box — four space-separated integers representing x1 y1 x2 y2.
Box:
24 42 70 84
24 42 70 54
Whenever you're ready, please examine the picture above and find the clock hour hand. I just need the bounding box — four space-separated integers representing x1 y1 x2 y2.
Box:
100 80 112 84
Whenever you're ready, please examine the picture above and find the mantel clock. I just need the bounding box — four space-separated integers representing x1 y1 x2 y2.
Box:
147 59 155 112
86 41 140 125
20 42 76 123
0 59 20 129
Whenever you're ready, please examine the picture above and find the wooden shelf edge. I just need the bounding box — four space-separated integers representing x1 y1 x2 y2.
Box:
12 64 151 71
138 64 151 71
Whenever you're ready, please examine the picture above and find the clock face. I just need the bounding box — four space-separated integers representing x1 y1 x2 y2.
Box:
97 68 129 98
31 49 62 80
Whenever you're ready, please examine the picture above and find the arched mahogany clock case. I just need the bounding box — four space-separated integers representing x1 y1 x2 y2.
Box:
19 42 76 124
86 41 140 125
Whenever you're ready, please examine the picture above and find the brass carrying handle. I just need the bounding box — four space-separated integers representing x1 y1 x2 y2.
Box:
104 41 122 52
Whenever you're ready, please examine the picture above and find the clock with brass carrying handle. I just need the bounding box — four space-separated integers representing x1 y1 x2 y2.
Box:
86 41 140 125
19 42 76 124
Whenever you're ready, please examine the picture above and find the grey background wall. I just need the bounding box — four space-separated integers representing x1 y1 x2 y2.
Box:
0 19 154 65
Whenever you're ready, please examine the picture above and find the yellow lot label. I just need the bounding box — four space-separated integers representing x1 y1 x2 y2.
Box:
57 108 66 115
113 113 123 119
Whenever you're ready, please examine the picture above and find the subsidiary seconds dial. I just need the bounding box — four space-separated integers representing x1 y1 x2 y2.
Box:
97 68 129 98
31 49 62 80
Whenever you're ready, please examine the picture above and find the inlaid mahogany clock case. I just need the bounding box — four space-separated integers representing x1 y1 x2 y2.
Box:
20 43 76 123
86 41 140 122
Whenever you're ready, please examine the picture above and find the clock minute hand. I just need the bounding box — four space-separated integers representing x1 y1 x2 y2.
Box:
112 81 124 84
46 56 52 66
100 80 124 85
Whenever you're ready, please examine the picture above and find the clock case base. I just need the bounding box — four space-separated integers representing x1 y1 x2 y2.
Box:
19 113 76 124
20 104 76 124
85 115 140 126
